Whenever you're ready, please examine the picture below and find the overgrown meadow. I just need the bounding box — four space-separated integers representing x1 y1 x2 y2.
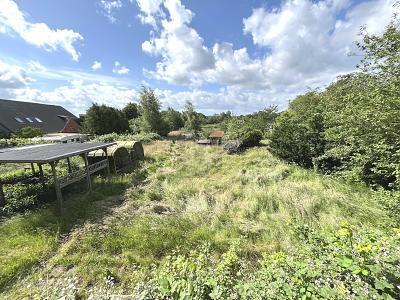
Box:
1 141 399 299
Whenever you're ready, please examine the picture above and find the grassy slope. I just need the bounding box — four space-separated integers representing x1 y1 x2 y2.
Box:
0 141 391 297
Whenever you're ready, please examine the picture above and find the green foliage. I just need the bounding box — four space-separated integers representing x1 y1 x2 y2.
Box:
138 87 168 136
15 126 44 138
242 224 400 299
163 107 185 131
93 132 161 144
0 137 43 148
224 118 263 147
270 20 400 188
183 101 202 134
270 92 325 168
122 102 139 120
139 224 400 299
82 103 129 135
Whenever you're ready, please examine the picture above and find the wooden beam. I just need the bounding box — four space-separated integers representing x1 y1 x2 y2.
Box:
66 157 72 174
0 182 5 207
38 164 45 189
83 153 92 192
50 161 63 214
104 147 111 177
30 163 36 175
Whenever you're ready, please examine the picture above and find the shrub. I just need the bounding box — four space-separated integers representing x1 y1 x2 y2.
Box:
15 126 44 138
139 224 400 299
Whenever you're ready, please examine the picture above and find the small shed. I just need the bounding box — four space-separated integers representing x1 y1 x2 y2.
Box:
88 145 132 173
117 141 144 160
209 130 225 145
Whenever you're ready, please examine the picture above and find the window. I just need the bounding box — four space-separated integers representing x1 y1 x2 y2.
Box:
14 117 24 123
25 117 33 123
35 117 43 123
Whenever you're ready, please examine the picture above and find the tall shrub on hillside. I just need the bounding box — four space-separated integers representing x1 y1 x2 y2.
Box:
82 104 129 135
270 92 325 168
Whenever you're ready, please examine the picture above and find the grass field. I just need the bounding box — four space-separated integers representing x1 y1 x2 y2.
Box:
0 141 397 298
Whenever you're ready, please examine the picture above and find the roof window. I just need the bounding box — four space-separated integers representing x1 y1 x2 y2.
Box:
35 117 43 123
25 117 33 123
15 117 24 123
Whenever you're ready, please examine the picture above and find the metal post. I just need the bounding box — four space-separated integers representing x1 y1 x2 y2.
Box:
50 161 63 214
0 182 5 207
83 153 92 192
66 157 72 174
38 164 45 189
104 147 111 177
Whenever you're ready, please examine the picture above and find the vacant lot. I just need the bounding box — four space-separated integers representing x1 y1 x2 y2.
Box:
1 141 398 298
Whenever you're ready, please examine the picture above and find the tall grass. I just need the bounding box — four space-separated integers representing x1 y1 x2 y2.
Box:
1 141 393 298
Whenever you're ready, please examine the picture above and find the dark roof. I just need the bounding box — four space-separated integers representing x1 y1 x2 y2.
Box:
0 99 77 134
209 130 224 138
0 142 116 163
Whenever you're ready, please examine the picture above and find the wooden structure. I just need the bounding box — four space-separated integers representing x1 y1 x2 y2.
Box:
117 141 144 160
88 145 132 174
0 142 115 213
209 130 225 145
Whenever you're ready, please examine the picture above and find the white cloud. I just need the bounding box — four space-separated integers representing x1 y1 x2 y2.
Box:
7 81 138 115
27 60 47 73
136 0 164 27
113 61 130 74
141 0 215 86
99 0 123 23
0 0 83 61
0 59 31 89
141 0 397 96
91 61 102 70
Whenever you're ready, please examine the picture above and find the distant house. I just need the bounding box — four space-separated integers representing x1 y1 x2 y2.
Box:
0 99 80 136
209 130 224 145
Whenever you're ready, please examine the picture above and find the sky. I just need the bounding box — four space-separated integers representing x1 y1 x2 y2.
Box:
0 0 397 116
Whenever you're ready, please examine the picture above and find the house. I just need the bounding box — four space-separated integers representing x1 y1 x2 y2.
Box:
0 99 80 136
209 130 224 145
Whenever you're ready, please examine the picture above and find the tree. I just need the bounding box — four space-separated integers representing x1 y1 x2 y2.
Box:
122 102 139 120
183 101 202 134
270 92 325 168
138 87 167 136
163 107 184 131
82 103 129 135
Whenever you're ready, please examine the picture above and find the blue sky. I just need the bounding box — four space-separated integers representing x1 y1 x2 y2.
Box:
0 0 397 115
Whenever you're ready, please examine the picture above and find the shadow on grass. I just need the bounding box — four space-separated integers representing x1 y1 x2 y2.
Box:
0 170 144 291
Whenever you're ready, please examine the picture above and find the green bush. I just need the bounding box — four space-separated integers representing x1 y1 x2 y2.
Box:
140 224 400 299
270 22 400 189
15 126 44 138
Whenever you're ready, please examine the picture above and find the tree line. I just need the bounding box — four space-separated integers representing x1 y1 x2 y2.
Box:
82 88 205 137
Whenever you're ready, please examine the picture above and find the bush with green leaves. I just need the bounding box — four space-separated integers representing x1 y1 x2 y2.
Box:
224 118 263 148
93 132 161 144
138 223 400 300
82 104 129 135
270 20 400 188
15 126 44 138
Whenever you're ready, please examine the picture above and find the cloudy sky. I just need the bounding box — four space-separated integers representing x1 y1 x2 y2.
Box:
0 0 397 115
